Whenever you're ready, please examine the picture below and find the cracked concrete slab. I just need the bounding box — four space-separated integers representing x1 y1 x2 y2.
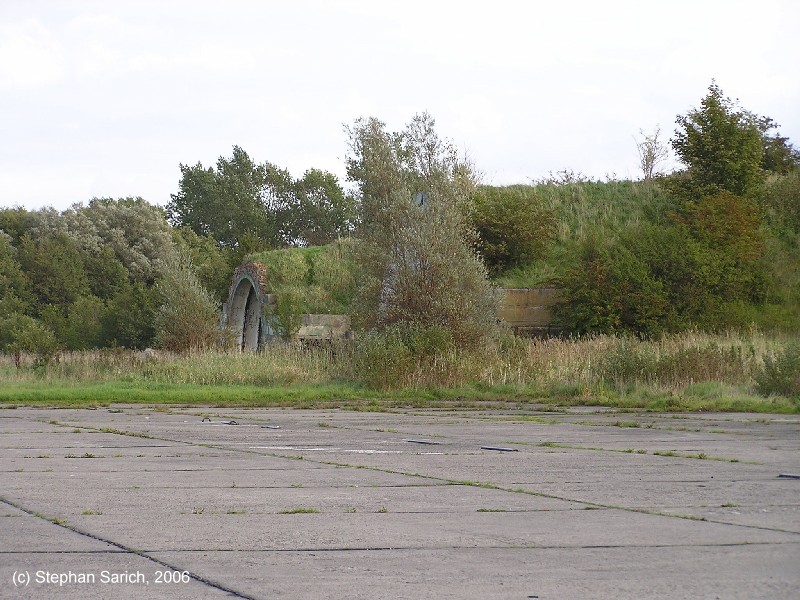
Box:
1 405 798 599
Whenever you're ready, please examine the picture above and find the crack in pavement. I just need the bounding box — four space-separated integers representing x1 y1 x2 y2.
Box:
27 414 800 537
0 495 257 600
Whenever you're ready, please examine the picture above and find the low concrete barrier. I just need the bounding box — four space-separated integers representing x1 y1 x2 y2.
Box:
498 288 564 337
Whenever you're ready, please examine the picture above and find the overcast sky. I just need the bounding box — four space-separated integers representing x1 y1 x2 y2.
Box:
1 0 798 211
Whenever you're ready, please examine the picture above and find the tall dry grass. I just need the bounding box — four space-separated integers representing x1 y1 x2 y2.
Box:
1 330 795 405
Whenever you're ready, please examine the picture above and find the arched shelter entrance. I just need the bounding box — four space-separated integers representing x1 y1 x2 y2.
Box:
223 262 272 351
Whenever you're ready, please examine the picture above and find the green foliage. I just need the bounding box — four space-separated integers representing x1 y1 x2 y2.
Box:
168 147 277 249
290 169 355 246
557 212 771 336
17 232 90 313
172 226 239 302
345 113 498 348
101 283 161 349
62 197 176 284
0 313 58 368
672 82 765 199
755 342 800 398
167 146 352 250
754 115 800 175
82 246 129 300
762 172 800 241
154 254 221 352
556 233 668 336
0 200 183 351
63 296 106 350
247 240 361 337
271 284 307 340
678 192 764 264
348 323 455 390
0 232 32 317
471 186 555 275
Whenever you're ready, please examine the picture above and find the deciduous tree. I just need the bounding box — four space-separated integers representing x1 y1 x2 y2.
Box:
345 113 498 347
672 82 764 198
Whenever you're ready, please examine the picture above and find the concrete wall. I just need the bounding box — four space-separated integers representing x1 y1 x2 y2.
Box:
497 288 564 337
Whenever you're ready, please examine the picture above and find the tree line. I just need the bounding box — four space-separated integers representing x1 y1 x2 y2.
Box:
1 81 799 363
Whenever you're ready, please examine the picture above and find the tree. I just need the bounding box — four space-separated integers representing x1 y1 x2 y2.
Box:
672 82 764 198
471 186 555 276
154 253 221 352
62 296 106 350
0 232 32 317
17 232 90 314
0 207 37 246
82 246 129 300
168 147 272 248
63 197 177 284
101 282 161 349
762 171 800 239
0 313 58 368
290 169 355 246
168 146 354 250
345 113 498 348
753 115 800 175
171 226 233 302
635 126 670 180
167 147 286 249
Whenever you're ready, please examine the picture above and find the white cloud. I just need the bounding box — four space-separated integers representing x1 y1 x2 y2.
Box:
0 0 797 210
0 18 64 88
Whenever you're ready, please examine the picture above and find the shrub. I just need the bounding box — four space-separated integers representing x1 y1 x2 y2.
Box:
348 323 457 390
763 172 800 241
471 186 555 276
0 313 59 368
154 254 221 353
349 328 415 390
556 234 668 336
755 342 800 398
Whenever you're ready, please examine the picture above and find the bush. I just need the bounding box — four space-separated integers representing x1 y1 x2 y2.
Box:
556 234 668 336
0 313 59 368
763 172 800 241
345 113 499 349
348 323 456 390
755 342 800 398
349 328 415 390
154 255 221 353
471 186 555 276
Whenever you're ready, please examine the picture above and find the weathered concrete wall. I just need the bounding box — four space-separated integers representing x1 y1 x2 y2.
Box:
497 288 564 337
296 314 353 342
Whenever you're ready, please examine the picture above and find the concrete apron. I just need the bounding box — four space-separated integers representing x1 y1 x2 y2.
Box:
1 406 799 599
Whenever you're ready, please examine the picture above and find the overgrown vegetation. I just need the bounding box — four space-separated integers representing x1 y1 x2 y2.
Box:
1 82 799 411
344 113 498 347
246 239 360 337
0 331 796 409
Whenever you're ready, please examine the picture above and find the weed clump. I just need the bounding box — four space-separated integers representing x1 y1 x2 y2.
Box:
755 341 800 399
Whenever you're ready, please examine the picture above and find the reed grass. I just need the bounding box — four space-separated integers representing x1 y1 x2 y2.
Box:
1 330 797 411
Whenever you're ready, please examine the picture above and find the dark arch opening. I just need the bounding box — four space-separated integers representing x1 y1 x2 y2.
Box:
229 276 261 351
